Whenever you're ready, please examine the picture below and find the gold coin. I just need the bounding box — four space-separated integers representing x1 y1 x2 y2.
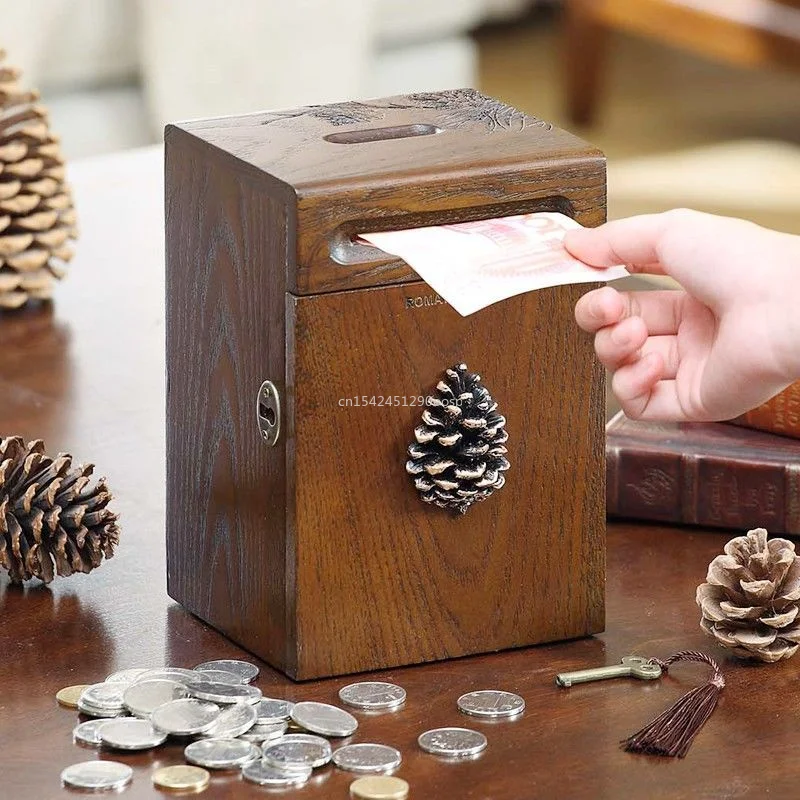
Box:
350 775 410 800
56 685 89 709
152 765 210 792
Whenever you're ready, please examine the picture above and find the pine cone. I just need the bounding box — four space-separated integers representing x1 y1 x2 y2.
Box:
696 527 800 662
0 49 77 309
406 364 510 515
0 437 119 584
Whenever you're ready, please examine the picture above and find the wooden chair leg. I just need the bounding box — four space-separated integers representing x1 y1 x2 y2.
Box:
563 0 608 127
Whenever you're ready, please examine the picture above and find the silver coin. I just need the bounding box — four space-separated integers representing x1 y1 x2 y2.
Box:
123 679 187 717
332 743 402 774
194 659 259 684
255 697 295 723
290 701 358 737
457 690 525 719
189 668 241 685
151 698 221 736
263 733 332 770
187 680 261 705
80 683 127 710
73 719 109 747
201 701 256 738
77 699 128 719
61 761 133 791
134 667 198 684
239 720 288 742
338 682 407 711
105 668 151 684
243 760 312 786
99 717 168 750
418 727 487 758
184 737 261 769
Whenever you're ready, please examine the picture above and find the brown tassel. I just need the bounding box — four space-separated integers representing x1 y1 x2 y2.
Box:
622 651 724 758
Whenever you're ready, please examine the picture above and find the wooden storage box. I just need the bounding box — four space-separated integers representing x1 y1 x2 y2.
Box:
165 90 606 680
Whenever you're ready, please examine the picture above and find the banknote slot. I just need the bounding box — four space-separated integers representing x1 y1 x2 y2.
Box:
357 211 629 316
330 197 575 265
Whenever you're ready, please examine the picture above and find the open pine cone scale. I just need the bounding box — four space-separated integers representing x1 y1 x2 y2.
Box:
0 49 77 308
406 364 510 514
0 436 119 584
697 528 800 662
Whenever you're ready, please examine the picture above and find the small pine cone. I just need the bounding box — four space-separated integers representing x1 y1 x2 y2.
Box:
406 363 510 515
696 527 800 663
0 49 77 309
0 436 119 584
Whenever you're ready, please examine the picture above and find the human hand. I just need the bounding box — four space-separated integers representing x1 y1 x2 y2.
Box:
567 209 800 422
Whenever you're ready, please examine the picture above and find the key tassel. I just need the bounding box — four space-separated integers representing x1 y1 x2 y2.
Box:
622 651 724 758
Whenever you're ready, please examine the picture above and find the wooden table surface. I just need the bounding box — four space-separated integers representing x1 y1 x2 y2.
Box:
1 148 796 800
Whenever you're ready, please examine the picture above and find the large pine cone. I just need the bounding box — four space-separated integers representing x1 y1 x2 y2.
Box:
406 363 510 515
0 49 77 309
696 528 800 662
0 437 119 584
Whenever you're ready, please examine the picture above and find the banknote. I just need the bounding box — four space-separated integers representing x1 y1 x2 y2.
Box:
359 212 628 316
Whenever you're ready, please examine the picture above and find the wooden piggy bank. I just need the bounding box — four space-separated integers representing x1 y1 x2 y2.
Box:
165 89 606 680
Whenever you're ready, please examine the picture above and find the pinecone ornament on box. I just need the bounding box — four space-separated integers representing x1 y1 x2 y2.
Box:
696 527 800 662
0 437 119 584
406 363 510 515
0 49 77 309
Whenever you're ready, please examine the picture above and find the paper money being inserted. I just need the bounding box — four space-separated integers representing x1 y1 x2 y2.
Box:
359 212 628 316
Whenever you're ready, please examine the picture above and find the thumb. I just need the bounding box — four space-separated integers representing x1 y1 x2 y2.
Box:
564 213 675 276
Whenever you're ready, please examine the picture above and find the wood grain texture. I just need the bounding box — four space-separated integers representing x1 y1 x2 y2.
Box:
167 92 607 678
165 128 292 669
178 90 606 294
288 281 604 677
2 148 800 798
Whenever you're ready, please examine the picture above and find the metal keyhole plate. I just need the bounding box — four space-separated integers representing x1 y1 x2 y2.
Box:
257 381 281 446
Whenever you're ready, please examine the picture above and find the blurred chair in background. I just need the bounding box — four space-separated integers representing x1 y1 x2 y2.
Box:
8 0 795 235
565 0 800 126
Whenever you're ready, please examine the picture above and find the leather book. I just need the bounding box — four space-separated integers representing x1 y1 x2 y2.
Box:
726 382 800 440
606 411 800 534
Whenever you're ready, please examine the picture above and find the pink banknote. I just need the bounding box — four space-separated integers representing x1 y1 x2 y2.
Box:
359 212 628 316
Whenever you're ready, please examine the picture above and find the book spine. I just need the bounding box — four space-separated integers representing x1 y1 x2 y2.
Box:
728 383 800 440
681 453 699 524
606 444 619 515
606 445 800 534
786 463 800 533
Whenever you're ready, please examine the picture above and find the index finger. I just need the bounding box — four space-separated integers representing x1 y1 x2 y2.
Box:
564 213 672 273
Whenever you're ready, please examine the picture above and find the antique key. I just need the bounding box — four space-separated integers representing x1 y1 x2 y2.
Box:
555 656 662 688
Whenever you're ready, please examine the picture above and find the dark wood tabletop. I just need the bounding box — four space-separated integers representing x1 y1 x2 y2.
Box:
1 148 796 800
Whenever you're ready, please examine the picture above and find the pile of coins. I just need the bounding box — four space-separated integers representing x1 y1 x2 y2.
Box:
57 658 525 797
